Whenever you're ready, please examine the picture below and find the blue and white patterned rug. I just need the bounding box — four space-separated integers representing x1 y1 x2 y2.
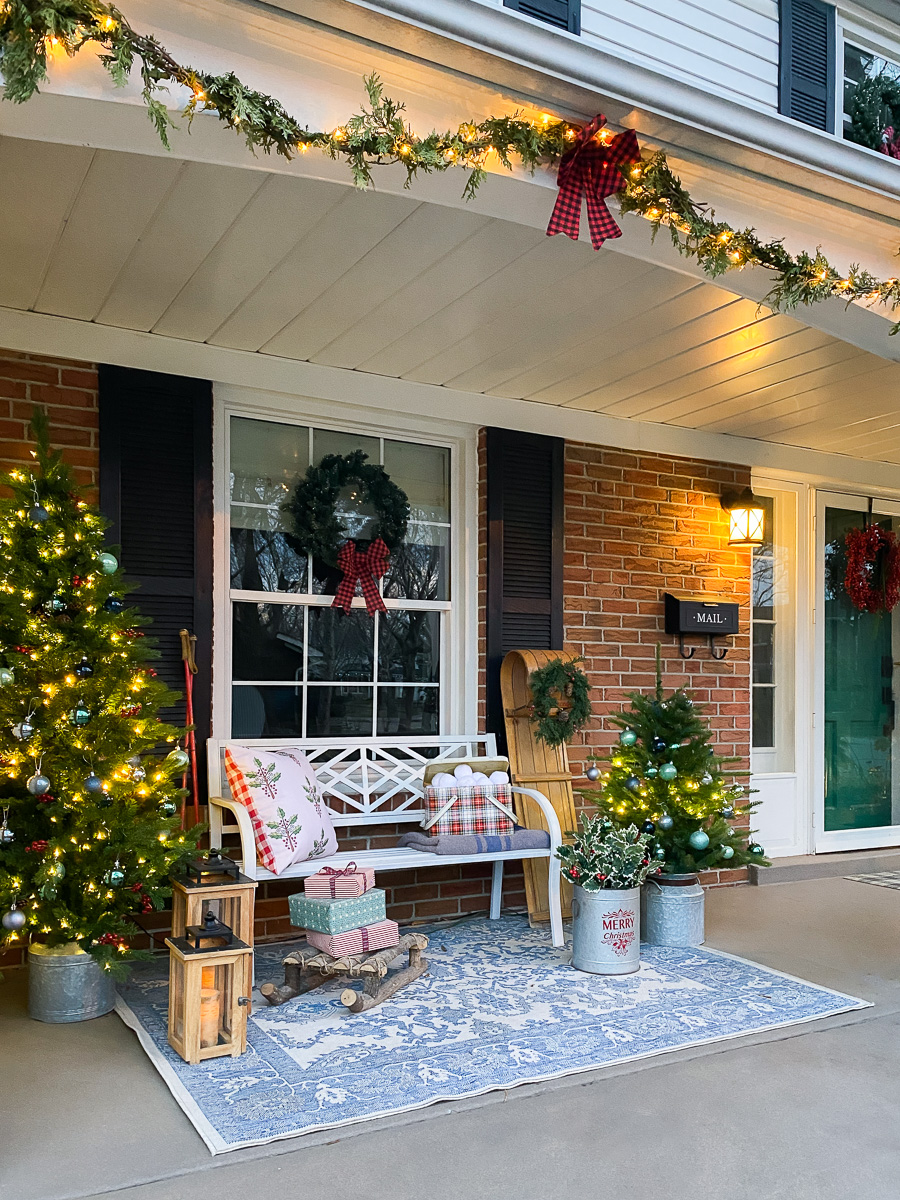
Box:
116 916 869 1154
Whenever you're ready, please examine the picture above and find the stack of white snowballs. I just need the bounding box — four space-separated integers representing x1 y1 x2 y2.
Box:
430 762 510 789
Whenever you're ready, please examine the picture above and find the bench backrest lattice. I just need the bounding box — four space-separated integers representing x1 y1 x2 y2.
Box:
207 735 499 836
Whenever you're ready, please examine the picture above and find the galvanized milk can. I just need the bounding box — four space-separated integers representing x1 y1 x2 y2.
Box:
642 873 705 947
571 885 641 975
28 942 116 1023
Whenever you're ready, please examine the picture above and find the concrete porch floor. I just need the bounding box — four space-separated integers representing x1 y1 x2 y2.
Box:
3 876 900 1200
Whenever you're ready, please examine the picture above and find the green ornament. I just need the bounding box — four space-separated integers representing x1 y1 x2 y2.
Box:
748 841 765 857
689 829 710 851
159 799 177 817
721 845 735 860
619 728 637 747
659 762 678 781
69 701 91 727
165 748 190 771
645 767 658 777
96 552 118 574
654 846 666 860
105 866 125 887
0 667 13 686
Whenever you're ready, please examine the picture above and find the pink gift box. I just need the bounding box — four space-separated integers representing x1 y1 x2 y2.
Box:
304 862 376 898
306 919 399 957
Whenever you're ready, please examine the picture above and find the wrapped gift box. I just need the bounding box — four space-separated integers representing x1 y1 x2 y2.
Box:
303 863 376 898
306 919 399 957
289 888 386 935
423 783 515 836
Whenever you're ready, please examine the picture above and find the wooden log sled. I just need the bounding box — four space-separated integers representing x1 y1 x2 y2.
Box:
259 932 429 1012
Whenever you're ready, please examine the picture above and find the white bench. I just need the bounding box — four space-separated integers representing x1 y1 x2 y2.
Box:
207 734 564 947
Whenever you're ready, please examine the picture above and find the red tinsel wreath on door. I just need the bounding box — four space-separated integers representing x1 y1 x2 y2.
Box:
844 524 900 612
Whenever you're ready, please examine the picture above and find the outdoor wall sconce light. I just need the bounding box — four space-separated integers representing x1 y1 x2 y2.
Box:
721 487 765 547
664 592 740 660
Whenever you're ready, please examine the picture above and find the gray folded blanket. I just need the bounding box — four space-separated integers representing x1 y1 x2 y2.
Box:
397 827 551 855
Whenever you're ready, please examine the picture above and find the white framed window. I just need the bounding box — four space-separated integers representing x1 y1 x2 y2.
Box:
751 486 797 775
839 8 900 145
214 394 476 740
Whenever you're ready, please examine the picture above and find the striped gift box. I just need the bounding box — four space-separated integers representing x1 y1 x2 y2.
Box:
306 919 399 957
423 783 516 836
304 863 376 898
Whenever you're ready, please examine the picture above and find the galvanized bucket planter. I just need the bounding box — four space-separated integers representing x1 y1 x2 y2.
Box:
28 942 116 1023
642 873 705 947
571 885 640 975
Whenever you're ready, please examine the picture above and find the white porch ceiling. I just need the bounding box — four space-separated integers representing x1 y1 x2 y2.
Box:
4 135 900 463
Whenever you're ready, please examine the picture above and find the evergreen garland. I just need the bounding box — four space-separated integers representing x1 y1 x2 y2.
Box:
846 72 900 152
283 450 410 567
528 655 592 746
3 2 900 330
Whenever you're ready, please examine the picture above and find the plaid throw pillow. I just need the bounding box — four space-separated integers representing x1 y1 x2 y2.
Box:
224 745 338 876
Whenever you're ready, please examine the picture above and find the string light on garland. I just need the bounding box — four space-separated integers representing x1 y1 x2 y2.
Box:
2 2 900 332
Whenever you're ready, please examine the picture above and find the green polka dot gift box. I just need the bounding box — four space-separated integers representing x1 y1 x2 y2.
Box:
289 888 387 935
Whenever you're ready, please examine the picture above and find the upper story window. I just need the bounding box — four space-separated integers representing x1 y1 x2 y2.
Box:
503 0 580 35
843 41 900 153
228 416 452 740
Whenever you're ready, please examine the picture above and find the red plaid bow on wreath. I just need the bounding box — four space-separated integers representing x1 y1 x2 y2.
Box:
332 538 389 615
546 115 641 250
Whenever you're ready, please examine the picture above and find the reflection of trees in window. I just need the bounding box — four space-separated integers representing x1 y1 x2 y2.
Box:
231 527 306 592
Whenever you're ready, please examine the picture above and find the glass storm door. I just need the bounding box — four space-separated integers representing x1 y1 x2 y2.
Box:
817 493 900 851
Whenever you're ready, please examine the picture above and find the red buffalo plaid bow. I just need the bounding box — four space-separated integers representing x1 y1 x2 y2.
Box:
546 115 641 250
332 539 389 616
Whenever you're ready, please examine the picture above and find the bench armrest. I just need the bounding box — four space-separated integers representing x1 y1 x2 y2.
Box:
208 795 258 880
510 786 563 850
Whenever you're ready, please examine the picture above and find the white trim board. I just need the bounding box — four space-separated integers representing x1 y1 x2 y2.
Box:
6 305 900 489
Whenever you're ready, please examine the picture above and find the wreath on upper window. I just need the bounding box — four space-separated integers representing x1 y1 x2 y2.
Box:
528 655 592 746
846 73 900 157
844 523 900 613
283 450 410 616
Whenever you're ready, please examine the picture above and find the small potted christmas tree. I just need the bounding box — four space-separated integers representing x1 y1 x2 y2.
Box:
556 816 657 974
581 646 766 946
0 413 200 1021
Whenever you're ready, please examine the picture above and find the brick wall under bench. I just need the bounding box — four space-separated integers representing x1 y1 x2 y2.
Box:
0 351 100 969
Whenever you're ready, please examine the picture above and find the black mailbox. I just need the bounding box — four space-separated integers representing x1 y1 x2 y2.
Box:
664 592 739 660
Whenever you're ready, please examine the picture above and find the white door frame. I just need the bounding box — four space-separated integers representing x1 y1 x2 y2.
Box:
814 489 900 852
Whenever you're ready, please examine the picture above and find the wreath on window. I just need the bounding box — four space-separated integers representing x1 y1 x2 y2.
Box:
284 450 410 565
528 655 592 746
846 73 900 156
844 523 900 612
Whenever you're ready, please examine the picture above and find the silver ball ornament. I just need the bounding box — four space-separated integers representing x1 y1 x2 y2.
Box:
0 824 14 845
585 765 601 782
26 773 51 796
131 766 146 783
84 771 104 794
12 719 35 741
28 504 49 524
2 906 25 931
657 813 674 831
165 748 190 771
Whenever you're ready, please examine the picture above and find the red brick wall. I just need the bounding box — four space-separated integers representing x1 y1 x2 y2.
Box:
477 437 753 894
0 351 100 969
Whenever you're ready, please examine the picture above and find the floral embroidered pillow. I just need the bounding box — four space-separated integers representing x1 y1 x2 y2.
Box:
223 745 338 876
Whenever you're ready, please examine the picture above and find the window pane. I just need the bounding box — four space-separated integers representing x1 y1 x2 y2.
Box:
307 685 373 737
313 428 379 466
377 686 439 736
752 686 774 749
753 623 774 684
232 684 301 739
383 524 449 601
307 608 374 681
230 417 308 505
383 440 450 523
752 554 774 620
232 602 305 681
379 611 440 682
230 505 307 592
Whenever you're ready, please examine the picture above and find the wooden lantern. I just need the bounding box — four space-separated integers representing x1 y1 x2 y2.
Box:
166 935 253 1065
171 867 257 949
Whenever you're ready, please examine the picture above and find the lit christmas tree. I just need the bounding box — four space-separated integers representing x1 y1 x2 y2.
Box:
584 648 767 874
0 413 199 974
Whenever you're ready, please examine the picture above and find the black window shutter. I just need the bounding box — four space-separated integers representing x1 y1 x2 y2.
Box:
99 366 213 784
779 0 836 131
504 0 580 35
486 428 564 741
